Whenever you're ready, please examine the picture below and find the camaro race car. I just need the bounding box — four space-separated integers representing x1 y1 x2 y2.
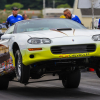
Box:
1 18 100 90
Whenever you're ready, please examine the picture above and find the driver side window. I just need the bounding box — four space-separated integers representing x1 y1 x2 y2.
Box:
5 25 15 34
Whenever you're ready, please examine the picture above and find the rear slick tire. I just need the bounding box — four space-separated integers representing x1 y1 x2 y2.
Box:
62 70 81 88
15 50 30 84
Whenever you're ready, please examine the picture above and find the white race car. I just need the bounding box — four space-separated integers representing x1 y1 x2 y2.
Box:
1 18 100 90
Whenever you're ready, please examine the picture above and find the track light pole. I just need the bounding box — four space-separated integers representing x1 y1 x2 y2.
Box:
53 0 55 8
43 0 46 18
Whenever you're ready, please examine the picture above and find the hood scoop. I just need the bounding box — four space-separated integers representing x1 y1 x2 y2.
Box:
56 28 72 31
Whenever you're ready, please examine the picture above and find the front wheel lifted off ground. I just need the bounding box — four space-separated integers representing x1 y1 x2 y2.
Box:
15 50 30 84
62 69 81 88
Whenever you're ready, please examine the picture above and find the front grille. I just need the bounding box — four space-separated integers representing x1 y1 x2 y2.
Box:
51 44 96 54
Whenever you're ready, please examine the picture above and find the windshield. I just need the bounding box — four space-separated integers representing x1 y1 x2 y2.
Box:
15 19 86 33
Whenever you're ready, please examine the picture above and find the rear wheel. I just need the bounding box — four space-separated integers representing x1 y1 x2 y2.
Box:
62 69 81 88
15 50 30 84
0 76 9 90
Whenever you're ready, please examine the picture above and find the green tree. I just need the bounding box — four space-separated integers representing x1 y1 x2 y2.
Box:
5 2 24 10
4 0 75 10
12 2 24 9
5 4 12 10
45 0 74 8
57 3 71 8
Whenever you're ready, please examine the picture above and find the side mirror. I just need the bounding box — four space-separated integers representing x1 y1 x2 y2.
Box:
1 34 12 40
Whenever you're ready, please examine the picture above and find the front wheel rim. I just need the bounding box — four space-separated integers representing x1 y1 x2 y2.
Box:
17 56 22 79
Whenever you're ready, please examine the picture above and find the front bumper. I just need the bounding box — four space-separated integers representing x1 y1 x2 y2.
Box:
21 42 100 66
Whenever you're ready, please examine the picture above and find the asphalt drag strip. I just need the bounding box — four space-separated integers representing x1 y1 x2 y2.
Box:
0 72 100 100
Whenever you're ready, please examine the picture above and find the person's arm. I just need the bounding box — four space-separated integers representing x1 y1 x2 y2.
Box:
72 15 81 24
21 16 24 20
6 17 9 28
98 19 100 29
76 16 81 24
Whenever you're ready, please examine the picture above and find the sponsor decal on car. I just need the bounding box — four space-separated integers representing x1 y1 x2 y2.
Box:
0 44 15 76
0 45 9 54
59 53 89 58
0 56 15 76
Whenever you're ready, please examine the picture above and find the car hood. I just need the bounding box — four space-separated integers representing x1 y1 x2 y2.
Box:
23 29 100 39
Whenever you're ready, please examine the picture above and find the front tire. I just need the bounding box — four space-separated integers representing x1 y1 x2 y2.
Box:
15 50 30 84
0 76 9 90
62 69 81 88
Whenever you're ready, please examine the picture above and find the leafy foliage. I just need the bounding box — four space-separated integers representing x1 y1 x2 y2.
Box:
0 0 75 10
5 2 24 10
57 3 71 8
12 2 24 9
5 4 12 10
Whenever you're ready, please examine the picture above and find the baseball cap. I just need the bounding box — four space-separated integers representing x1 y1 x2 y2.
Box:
12 7 18 10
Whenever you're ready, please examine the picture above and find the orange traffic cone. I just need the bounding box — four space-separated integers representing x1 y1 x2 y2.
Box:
89 68 94 71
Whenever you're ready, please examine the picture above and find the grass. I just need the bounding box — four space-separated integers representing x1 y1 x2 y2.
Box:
0 10 43 23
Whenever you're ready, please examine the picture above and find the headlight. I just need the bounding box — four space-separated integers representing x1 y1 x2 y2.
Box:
28 39 41 44
92 35 100 41
27 38 51 44
42 39 51 44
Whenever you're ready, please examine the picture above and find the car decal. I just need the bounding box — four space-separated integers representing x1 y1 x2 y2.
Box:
0 56 15 76
0 44 15 76
59 53 89 58
73 29 75 36
51 29 68 36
